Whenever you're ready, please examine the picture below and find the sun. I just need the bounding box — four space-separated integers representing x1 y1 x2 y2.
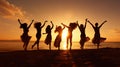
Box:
62 29 68 40
62 29 68 49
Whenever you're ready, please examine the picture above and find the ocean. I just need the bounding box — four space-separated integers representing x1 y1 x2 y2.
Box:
0 41 120 51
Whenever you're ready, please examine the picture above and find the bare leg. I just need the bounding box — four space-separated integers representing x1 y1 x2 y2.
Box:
81 43 84 50
49 43 51 51
23 43 25 48
32 41 37 49
66 37 69 49
58 46 60 51
24 41 28 51
80 41 85 50
70 37 72 50
37 41 39 50
97 43 100 49
25 37 31 51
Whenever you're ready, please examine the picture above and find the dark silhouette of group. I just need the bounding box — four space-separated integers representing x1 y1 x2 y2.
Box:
18 18 107 51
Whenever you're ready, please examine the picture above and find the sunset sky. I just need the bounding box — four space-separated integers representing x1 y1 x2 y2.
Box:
0 0 120 42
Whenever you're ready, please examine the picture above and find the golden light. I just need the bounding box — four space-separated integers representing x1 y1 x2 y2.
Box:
62 42 67 50
62 29 68 39
62 29 68 50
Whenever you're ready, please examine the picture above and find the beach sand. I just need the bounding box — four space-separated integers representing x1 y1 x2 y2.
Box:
0 48 120 67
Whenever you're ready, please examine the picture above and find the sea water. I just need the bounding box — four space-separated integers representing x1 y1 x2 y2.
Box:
0 41 120 51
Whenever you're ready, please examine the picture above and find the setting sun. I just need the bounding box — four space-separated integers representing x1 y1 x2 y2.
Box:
62 29 68 40
62 29 68 49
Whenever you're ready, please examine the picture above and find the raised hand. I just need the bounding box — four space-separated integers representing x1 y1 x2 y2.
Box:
76 21 78 24
18 19 20 22
85 18 88 22
32 19 34 22
50 21 53 23
50 21 54 29
104 20 107 22
18 19 22 24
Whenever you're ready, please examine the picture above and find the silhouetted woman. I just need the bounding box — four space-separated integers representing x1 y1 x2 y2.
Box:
88 19 107 49
18 19 34 51
61 22 77 50
44 21 54 51
54 25 65 50
77 19 90 49
32 21 47 50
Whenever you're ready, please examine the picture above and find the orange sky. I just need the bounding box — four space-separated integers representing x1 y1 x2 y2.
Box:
0 0 120 42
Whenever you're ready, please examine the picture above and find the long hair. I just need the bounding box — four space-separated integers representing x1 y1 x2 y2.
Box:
34 22 41 28
69 23 77 30
54 26 62 33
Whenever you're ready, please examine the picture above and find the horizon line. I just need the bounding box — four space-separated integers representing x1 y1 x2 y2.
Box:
0 39 120 43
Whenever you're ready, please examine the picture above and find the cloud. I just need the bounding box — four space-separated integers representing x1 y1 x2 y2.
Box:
0 0 25 20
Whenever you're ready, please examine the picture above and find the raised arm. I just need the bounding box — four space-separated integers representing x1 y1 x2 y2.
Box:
76 21 80 27
41 20 48 28
99 20 107 28
84 19 87 28
18 19 22 25
61 23 69 28
62 26 65 30
50 21 54 29
28 19 34 28
87 20 94 28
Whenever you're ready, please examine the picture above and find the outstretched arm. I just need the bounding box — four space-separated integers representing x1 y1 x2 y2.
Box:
62 26 65 30
76 21 80 29
50 21 54 29
76 21 79 27
87 20 94 28
18 19 22 25
41 20 48 28
28 19 34 28
61 23 69 28
99 20 107 28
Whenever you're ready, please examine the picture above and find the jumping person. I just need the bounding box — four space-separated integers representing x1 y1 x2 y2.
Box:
44 21 54 51
32 20 47 50
54 25 65 50
88 19 107 49
77 19 90 49
61 22 77 50
18 19 34 51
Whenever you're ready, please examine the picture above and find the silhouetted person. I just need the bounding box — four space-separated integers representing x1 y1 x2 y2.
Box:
54 25 65 50
32 21 47 50
18 19 34 51
77 19 90 49
44 21 54 51
61 22 77 50
88 19 107 49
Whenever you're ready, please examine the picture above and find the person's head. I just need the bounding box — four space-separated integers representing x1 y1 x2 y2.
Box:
55 26 62 33
80 24 84 27
95 23 98 27
20 23 27 28
80 24 84 28
34 22 41 28
69 23 77 30
47 25 50 29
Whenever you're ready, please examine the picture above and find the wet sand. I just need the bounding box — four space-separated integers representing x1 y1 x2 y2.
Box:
0 48 120 67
